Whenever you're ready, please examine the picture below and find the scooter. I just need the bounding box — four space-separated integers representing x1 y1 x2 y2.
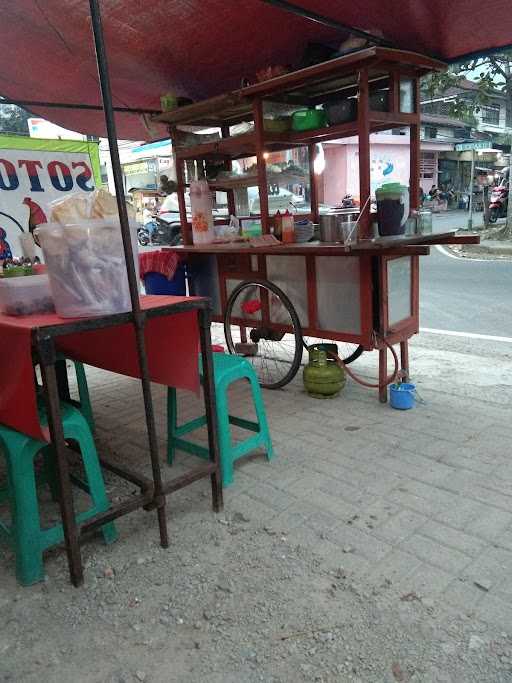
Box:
488 185 509 223
137 215 181 246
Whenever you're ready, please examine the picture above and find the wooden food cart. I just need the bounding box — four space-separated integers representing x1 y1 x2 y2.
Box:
155 47 478 401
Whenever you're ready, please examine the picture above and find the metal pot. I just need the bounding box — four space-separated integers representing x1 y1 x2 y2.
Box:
319 214 340 242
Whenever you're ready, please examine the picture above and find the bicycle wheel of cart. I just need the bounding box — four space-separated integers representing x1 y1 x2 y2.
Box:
302 336 364 365
224 279 303 389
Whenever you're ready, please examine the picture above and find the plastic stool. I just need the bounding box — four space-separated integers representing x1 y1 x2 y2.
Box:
0 401 117 585
71 361 95 432
167 354 274 486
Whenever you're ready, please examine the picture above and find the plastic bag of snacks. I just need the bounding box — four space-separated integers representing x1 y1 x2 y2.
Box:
36 190 139 318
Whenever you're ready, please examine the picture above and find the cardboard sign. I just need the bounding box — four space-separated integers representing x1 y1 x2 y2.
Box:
0 135 101 258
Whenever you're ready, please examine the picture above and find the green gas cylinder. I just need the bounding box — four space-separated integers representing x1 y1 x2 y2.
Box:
303 344 345 399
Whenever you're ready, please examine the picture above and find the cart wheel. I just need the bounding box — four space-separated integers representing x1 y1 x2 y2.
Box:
302 336 364 365
224 279 303 389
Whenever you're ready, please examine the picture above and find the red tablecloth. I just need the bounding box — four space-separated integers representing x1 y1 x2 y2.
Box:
0 295 200 441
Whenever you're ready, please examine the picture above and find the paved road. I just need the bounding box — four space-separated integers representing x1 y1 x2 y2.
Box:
420 242 512 337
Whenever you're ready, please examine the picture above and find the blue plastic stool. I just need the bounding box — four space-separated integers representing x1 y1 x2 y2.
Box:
167 354 274 486
0 401 117 585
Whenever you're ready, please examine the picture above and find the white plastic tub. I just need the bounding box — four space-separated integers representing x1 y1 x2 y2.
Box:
36 218 139 318
0 274 54 316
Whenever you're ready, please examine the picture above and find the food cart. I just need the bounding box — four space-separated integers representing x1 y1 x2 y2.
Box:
156 47 478 400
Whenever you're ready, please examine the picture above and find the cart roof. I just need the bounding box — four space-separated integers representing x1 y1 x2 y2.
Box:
2 0 511 140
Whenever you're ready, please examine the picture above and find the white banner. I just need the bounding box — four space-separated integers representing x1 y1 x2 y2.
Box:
0 146 97 259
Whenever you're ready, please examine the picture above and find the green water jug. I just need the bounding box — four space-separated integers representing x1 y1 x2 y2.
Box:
303 344 345 399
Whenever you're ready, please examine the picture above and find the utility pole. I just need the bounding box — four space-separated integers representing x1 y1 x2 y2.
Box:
506 132 512 237
468 148 475 230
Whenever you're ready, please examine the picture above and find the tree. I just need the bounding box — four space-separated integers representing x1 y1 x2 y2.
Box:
422 50 512 237
0 104 31 135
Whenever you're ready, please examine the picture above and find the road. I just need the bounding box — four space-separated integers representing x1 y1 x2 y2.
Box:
420 242 512 338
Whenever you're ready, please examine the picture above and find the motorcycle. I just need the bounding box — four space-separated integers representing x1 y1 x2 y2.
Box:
137 215 181 246
488 185 509 223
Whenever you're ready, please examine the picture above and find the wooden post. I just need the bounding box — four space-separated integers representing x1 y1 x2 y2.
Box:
171 126 192 245
221 125 236 217
252 98 270 234
409 78 421 211
389 70 400 114
358 68 371 239
308 143 319 223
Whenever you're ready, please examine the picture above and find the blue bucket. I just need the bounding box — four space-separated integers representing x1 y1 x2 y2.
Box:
143 265 186 295
389 382 416 410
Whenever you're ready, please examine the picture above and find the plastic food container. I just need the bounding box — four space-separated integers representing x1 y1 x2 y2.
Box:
326 99 357 125
375 183 409 236
369 90 389 112
292 108 327 131
418 210 433 234
0 274 54 316
263 117 291 132
36 219 139 318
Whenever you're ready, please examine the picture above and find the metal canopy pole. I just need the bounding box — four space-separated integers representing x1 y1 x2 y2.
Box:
88 0 169 547
259 0 389 46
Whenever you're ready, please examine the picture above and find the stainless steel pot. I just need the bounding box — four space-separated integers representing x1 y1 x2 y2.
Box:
319 214 340 242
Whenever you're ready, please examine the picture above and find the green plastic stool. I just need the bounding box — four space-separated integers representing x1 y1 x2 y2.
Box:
167 354 274 487
0 401 117 585
36 358 95 433
71 361 95 432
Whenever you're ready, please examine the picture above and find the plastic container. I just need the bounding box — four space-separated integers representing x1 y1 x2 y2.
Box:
375 183 409 236
190 179 215 244
36 218 139 318
0 274 54 316
389 382 416 410
263 117 291 132
418 210 433 234
292 108 327 131
143 265 186 296
326 99 357 124
369 90 389 112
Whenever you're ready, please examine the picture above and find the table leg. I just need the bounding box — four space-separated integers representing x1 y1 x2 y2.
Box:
400 341 410 381
198 307 223 513
379 347 388 403
38 336 84 587
56 358 71 401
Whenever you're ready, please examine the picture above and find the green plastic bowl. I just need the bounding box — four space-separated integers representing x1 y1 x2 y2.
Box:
292 109 327 131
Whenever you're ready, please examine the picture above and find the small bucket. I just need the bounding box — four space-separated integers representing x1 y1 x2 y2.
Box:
389 382 416 410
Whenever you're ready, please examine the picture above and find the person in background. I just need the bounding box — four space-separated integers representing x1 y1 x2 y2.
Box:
142 203 153 225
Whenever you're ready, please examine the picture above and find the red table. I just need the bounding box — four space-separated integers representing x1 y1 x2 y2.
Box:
0 294 222 585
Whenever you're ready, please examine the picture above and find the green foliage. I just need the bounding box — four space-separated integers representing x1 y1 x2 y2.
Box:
421 50 512 127
0 104 31 135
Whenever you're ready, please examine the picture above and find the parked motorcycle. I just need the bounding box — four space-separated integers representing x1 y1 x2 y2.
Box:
488 185 508 223
137 215 181 246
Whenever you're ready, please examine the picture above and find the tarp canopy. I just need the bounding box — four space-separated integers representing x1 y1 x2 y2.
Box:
2 0 511 140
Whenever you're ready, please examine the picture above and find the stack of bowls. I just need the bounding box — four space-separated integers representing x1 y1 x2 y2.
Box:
294 219 314 243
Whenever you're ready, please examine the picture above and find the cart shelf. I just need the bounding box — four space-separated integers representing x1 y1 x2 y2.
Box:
174 114 423 161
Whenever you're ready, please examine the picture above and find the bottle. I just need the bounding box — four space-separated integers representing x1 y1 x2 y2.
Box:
281 210 295 243
190 180 215 244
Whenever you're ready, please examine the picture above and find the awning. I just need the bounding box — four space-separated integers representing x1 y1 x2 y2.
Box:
2 1 511 140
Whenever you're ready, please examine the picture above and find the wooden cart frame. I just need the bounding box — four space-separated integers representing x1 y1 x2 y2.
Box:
156 47 478 400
